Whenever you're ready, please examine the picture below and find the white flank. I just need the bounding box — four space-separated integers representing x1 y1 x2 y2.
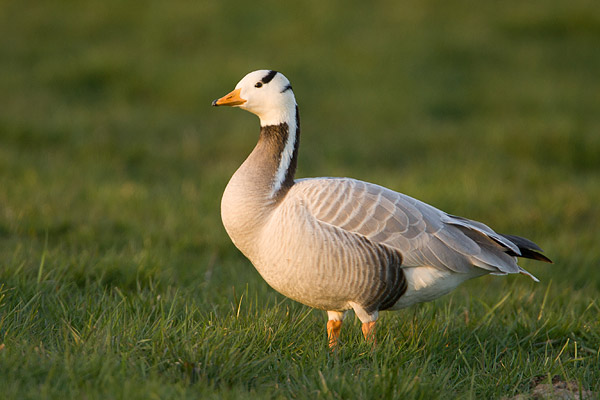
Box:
270 111 297 197
391 266 479 309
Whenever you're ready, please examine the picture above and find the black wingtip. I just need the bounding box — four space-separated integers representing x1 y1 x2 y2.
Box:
500 233 553 263
520 249 553 263
500 233 544 252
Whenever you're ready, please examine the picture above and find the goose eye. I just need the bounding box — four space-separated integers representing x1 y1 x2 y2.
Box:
255 82 263 88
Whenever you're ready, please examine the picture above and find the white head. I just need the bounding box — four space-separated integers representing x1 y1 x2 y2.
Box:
212 70 297 126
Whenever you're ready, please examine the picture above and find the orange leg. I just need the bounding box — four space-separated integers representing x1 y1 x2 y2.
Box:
361 321 377 344
327 320 343 348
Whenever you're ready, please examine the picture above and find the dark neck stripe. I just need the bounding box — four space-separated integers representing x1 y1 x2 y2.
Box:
257 105 300 197
261 70 278 84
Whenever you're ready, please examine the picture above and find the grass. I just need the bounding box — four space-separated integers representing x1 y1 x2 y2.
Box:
1 0 599 398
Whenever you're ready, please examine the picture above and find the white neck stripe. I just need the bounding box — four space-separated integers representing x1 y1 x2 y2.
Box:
270 111 297 197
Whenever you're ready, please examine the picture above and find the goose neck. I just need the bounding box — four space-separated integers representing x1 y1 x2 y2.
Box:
256 105 300 198
221 106 300 250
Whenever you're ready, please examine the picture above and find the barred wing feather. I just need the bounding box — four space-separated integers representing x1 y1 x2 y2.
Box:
293 177 538 279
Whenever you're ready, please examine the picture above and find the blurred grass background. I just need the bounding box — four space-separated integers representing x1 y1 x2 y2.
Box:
1 0 599 398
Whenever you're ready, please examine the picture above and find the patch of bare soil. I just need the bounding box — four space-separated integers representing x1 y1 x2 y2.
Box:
506 375 596 400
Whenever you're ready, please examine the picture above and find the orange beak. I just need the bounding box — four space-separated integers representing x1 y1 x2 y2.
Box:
212 88 246 107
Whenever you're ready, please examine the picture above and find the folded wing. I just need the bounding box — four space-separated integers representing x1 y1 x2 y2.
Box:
293 178 549 279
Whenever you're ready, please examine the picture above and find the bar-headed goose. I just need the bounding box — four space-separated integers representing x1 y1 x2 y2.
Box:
212 70 551 347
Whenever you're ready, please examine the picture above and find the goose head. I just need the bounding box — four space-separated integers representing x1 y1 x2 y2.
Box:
212 70 296 126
